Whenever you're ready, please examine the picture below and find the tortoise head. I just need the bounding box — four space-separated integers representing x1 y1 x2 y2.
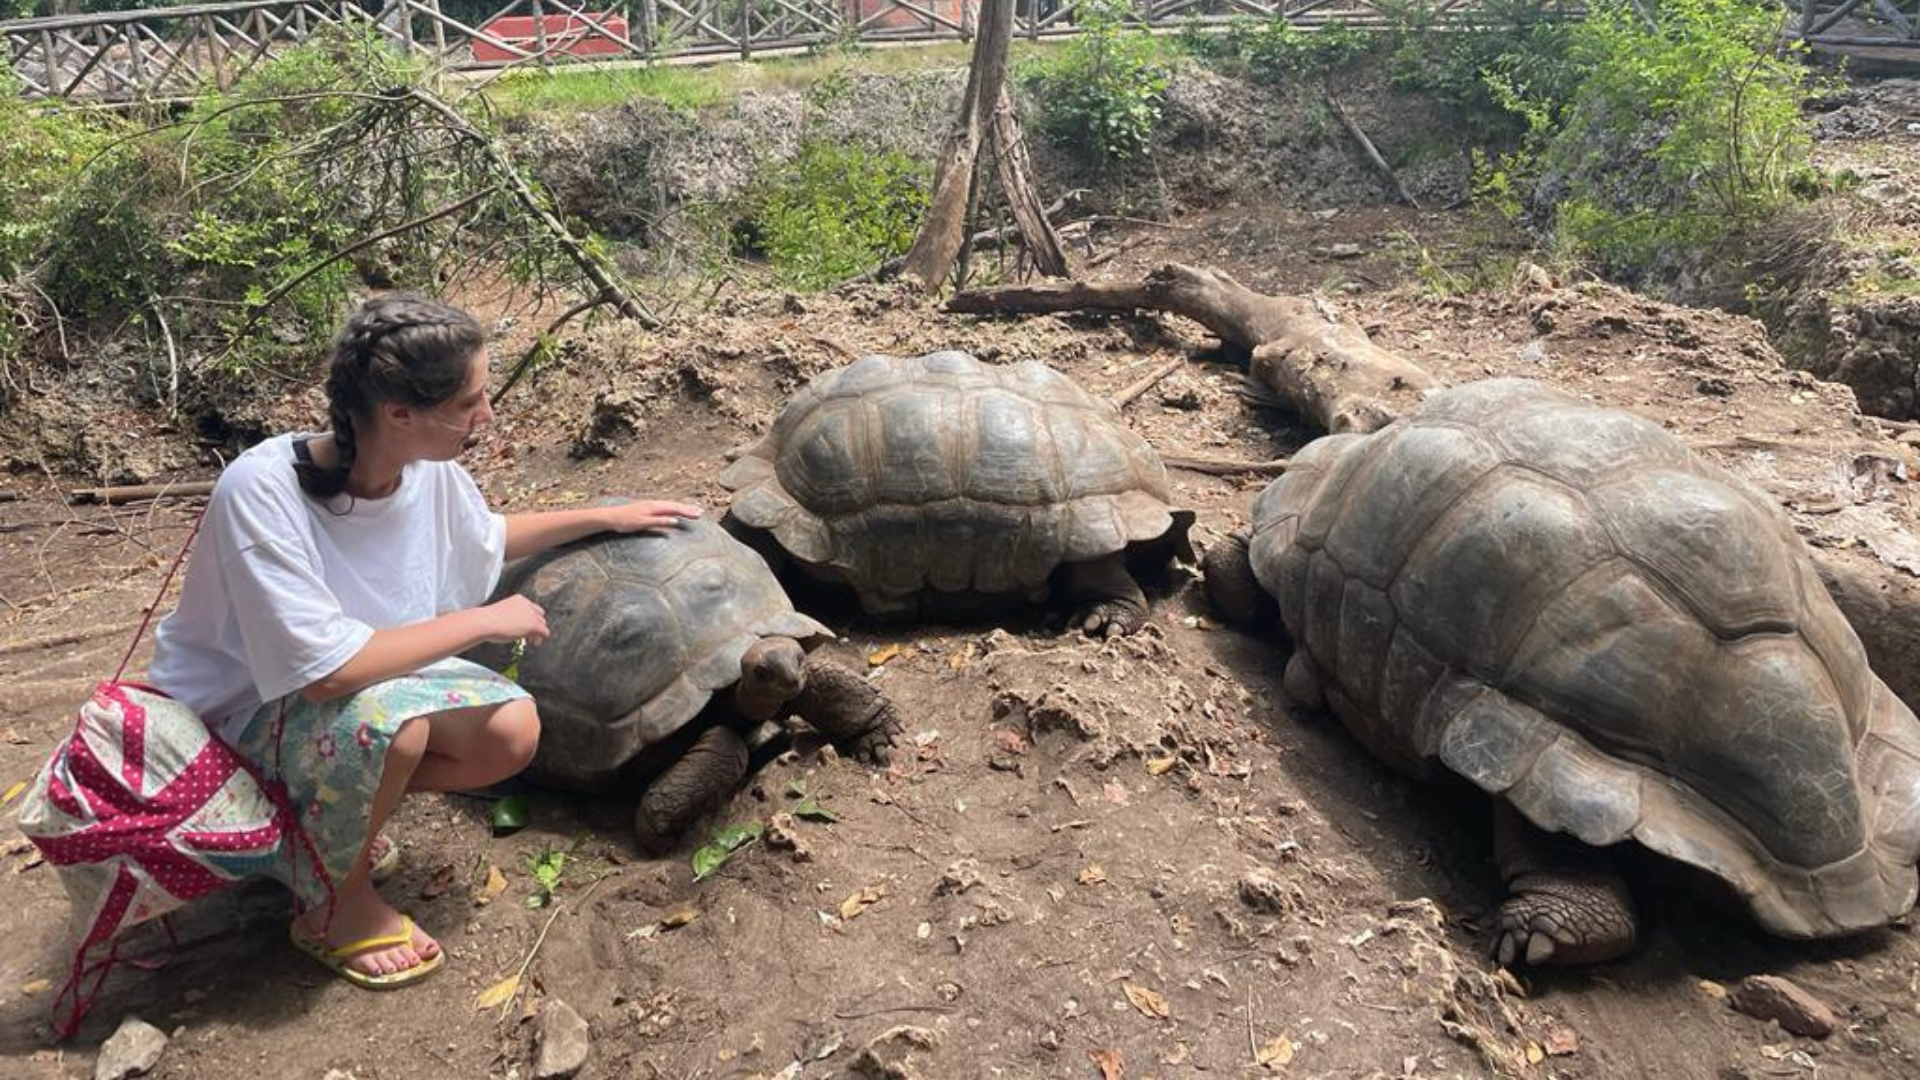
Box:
734 637 808 721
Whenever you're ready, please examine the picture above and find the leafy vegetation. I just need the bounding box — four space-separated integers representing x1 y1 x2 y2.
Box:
691 820 763 881
1380 0 1580 144
730 140 928 290
2 25 639 414
1177 15 1375 83
1538 0 1818 275
1023 0 1171 171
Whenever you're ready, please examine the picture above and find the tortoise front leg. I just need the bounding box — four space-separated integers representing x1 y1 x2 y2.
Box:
1201 532 1278 632
1059 553 1150 637
790 656 902 765
634 726 750 854
1492 801 1638 966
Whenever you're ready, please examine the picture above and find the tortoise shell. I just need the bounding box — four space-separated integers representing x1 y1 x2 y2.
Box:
1244 378 1920 937
719 351 1191 611
475 517 827 789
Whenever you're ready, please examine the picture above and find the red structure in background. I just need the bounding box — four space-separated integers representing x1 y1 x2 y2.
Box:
846 0 978 33
472 12 630 62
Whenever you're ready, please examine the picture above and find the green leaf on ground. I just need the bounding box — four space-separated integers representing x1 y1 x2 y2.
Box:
793 795 838 823
489 794 530 835
786 779 838 823
691 821 764 881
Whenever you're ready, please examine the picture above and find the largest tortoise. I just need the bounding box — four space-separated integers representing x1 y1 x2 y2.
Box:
721 350 1194 635
1205 378 1920 965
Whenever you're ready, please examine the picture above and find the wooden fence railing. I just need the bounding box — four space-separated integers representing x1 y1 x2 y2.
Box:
3 0 1913 104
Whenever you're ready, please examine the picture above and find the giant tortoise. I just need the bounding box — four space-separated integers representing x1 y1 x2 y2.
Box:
1203 378 1920 965
472 517 901 850
720 350 1194 636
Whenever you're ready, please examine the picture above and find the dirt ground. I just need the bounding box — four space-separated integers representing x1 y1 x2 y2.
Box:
5 172 1920 1080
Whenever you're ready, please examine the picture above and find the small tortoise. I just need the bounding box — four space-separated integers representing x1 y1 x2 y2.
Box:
472 516 901 850
721 351 1194 635
1205 378 1920 965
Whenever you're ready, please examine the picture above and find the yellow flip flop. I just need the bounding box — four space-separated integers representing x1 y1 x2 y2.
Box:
368 832 402 885
290 916 444 990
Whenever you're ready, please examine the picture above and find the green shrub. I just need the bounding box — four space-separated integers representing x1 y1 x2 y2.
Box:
1381 0 1579 144
0 77 116 283
1182 16 1376 83
736 140 928 290
1024 0 1171 170
1542 0 1816 274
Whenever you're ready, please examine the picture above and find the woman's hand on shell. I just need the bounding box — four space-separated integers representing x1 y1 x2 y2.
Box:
603 500 703 534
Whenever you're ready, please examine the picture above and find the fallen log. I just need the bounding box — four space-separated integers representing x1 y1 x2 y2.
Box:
70 481 216 505
950 264 1435 433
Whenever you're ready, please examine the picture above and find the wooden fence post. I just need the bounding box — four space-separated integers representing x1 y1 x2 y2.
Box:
532 0 550 69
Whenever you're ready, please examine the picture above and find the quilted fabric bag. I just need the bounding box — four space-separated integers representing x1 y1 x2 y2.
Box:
15 515 328 1038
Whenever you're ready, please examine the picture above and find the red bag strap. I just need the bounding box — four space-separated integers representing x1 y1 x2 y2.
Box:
113 506 206 684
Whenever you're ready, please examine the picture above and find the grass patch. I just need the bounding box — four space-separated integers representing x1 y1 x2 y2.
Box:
481 42 977 118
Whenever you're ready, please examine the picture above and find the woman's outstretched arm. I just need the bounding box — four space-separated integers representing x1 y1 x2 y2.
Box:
502 500 703 560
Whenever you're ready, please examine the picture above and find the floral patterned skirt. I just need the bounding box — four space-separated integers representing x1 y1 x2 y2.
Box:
230 657 528 915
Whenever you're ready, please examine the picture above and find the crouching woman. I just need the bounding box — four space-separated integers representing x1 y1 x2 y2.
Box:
149 294 699 989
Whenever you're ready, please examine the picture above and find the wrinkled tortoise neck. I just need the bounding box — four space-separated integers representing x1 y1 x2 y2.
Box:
734 637 808 721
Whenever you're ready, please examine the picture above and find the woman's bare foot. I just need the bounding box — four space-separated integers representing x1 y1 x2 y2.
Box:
297 880 440 977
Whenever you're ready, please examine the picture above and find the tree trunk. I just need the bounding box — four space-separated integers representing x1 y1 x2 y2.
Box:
988 86 1068 278
901 0 1063 290
948 263 1435 432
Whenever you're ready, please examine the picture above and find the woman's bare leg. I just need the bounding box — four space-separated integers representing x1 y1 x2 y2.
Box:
409 697 541 793
294 698 539 978
296 716 436 976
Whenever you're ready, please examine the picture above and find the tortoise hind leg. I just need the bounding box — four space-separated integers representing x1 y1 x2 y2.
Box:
1059 553 1149 638
790 656 903 765
1492 801 1638 966
634 726 750 854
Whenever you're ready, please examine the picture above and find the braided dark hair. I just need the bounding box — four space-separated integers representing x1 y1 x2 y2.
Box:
295 293 486 501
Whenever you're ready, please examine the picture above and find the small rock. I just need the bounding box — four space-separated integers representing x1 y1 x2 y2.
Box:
1729 974 1837 1039
95 1016 167 1080
534 998 592 1079
1157 378 1203 410
1237 867 1297 914
933 859 982 896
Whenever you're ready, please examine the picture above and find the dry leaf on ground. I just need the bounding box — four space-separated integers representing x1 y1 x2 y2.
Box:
421 864 457 900
1257 1034 1296 1069
1088 1047 1125 1080
475 973 519 1010
476 864 507 905
1079 864 1108 886
1543 1025 1579 1056
1122 982 1171 1019
840 884 887 919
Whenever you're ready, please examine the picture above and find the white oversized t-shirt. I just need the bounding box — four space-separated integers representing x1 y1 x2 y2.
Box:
149 434 507 743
